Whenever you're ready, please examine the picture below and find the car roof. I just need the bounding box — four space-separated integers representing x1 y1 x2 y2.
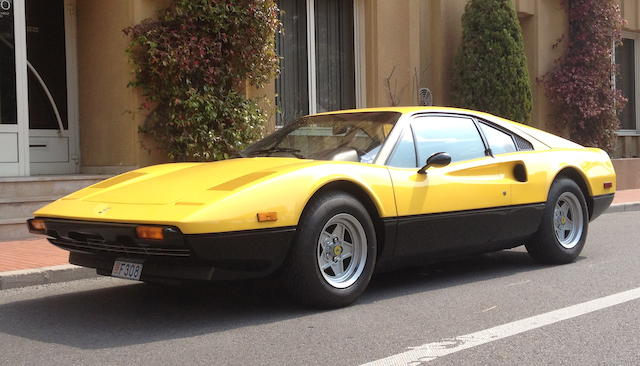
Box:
314 106 457 115
313 106 526 130
314 106 511 123
313 106 582 150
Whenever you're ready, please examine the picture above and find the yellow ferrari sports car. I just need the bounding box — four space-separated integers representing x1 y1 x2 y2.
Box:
28 107 615 307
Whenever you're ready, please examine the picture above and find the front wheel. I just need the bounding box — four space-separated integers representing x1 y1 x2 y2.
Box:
526 178 589 264
282 192 376 308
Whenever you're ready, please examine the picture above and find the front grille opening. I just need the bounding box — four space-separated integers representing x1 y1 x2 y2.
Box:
52 240 192 257
44 220 190 258
116 235 136 245
68 231 104 243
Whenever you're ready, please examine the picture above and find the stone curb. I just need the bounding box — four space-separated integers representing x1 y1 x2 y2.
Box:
606 202 640 214
0 264 97 290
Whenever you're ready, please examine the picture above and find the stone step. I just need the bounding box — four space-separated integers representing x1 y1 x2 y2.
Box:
0 175 110 241
0 175 109 199
0 196 61 220
0 218 35 242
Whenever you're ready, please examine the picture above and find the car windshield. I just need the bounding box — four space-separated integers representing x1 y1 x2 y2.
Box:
243 112 401 163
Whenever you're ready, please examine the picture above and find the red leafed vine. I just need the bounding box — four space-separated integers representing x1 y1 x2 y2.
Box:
543 0 626 152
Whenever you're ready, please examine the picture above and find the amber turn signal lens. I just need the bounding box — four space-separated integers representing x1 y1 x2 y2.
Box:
257 212 278 222
136 226 164 240
28 219 46 233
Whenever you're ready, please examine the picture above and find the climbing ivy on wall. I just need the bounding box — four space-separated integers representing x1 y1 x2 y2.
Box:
124 0 280 161
543 0 626 151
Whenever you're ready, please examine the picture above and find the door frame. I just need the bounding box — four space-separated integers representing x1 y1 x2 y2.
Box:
0 0 29 177
305 0 365 115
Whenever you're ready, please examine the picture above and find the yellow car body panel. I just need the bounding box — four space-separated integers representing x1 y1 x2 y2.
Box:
386 151 615 217
388 155 514 216
34 157 397 234
505 148 616 205
34 107 616 235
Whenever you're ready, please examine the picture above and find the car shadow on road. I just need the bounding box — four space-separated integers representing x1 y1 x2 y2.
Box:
361 248 567 303
0 248 575 349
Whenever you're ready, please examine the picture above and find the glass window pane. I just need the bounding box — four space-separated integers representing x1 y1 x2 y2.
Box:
276 0 309 126
616 38 636 130
0 0 17 125
479 123 517 155
388 127 417 168
243 111 400 163
412 116 486 164
314 0 355 113
26 0 68 130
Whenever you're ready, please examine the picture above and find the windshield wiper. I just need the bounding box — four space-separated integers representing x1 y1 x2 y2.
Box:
246 147 305 159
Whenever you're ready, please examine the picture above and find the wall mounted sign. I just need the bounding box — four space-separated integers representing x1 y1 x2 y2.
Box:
0 0 12 33
0 0 11 11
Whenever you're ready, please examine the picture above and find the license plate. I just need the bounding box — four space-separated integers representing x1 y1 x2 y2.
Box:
112 260 143 281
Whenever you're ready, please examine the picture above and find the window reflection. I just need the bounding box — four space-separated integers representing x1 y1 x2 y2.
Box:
412 116 486 163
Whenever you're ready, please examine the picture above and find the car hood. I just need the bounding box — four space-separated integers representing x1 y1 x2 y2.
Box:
63 158 310 205
33 157 395 234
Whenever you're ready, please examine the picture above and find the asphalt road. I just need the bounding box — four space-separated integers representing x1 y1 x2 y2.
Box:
1 211 639 365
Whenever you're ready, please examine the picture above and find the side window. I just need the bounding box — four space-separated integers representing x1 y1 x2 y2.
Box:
478 123 517 155
387 128 417 168
412 116 486 164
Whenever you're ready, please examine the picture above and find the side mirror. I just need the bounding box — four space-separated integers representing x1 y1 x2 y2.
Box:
418 152 451 174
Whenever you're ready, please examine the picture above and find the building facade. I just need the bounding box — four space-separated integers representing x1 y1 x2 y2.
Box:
0 0 638 178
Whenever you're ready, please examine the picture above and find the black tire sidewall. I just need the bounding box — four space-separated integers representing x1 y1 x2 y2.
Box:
530 178 589 263
286 192 377 307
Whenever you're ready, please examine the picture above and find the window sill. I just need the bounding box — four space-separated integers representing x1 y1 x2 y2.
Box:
615 130 640 137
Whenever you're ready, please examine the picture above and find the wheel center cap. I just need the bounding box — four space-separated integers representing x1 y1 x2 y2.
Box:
333 245 343 256
561 217 566 225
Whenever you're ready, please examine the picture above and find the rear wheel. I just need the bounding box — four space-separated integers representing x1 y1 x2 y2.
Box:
282 192 376 308
526 178 589 264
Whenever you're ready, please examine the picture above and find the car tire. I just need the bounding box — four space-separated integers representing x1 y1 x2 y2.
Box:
525 177 589 264
282 191 377 308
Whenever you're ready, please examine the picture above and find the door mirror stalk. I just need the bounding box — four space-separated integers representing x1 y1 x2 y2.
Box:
418 152 452 174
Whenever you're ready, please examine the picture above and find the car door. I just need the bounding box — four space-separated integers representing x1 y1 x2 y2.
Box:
386 114 515 258
474 119 546 243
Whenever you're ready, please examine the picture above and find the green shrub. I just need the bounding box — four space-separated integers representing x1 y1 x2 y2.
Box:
124 0 280 161
451 0 532 123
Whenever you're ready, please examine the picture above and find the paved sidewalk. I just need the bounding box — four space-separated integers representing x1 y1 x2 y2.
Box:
0 238 68 272
1 188 639 290
612 188 640 204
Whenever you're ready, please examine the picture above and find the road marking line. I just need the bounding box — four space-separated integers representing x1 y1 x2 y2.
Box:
362 287 640 365
481 305 497 313
505 279 531 287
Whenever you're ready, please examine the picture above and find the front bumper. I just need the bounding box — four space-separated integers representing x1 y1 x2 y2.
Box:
30 218 296 281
